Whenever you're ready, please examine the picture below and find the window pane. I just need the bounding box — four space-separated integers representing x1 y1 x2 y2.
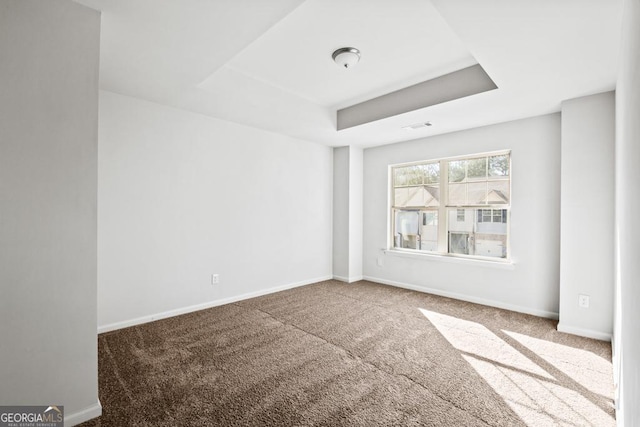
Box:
394 163 439 187
394 210 419 249
449 210 469 232
448 160 466 182
393 167 407 186
467 182 487 204
448 208 508 259
394 166 420 186
394 185 439 208
394 209 438 252
394 187 409 207
476 208 508 258
448 183 466 205
424 163 440 184
423 211 437 226
449 232 469 255
467 157 487 180
419 210 438 251
446 153 510 208
489 155 509 177
423 185 440 207
487 180 509 204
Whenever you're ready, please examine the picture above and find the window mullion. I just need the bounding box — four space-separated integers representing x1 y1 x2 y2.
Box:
438 160 448 253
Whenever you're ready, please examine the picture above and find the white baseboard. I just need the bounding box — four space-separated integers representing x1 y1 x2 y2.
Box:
557 323 612 341
65 401 102 426
333 275 363 283
98 275 333 333
363 275 560 320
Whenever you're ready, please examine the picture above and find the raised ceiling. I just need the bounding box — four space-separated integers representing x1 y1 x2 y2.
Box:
201 0 476 109
75 0 622 148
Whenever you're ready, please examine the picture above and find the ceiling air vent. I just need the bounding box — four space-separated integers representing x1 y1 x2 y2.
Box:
402 122 432 130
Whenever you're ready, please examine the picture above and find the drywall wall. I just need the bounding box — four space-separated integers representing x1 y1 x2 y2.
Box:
0 1 101 425
333 146 363 282
363 114 561 317
333 147 350 279
348 147 364 280
559 92 615 340
615 0 640 424
97 91 333 330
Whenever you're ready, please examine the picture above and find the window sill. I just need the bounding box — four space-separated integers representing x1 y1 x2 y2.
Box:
384 249 516 270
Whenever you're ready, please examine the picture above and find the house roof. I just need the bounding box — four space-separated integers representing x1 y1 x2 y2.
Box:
395 185 509 207
486 190 509 204
395 185 440 208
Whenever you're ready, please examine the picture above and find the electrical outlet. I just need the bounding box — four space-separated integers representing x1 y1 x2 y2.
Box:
578 294 590 308
377 256 384 267
211 274 220 285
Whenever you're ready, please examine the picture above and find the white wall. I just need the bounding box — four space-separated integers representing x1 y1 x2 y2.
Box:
363 114 561 317
558 92 615 340
332 146 363 282
348 147 364 280
0 1 101 425
97 91 333 330
615 0 640 424
333 147 349 279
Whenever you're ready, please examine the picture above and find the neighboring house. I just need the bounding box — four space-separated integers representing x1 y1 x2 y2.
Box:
394 185 440 251
394 188 508 258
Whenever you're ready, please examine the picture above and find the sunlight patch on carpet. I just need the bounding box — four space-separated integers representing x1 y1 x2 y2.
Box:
503 330 613 398
419 308 615 426
418 308 553 379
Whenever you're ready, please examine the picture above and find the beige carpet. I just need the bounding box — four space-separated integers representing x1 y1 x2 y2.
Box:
81 280 614 426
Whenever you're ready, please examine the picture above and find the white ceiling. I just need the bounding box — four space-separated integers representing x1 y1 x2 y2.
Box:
75 0 622 148
203 0 476 109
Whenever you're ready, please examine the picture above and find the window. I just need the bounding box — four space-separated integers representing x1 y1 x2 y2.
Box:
477 209 507 224
391 152 510 260
423 212 437 226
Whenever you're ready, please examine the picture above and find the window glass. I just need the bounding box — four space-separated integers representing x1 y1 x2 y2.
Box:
449 208 508 259
487 180 509 204
449 232 469 255
467 157 487 180
448 183 466 206
393 209 438 252
393 163 440 208
489 154 509 177
423 211 437 226
448 160 466 183
467 182 487 204
391 152 510 260
394 163 439 186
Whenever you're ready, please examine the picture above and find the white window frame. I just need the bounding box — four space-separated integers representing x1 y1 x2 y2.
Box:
389 150 511 262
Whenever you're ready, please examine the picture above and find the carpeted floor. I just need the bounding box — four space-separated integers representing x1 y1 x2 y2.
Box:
80 280 615 426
